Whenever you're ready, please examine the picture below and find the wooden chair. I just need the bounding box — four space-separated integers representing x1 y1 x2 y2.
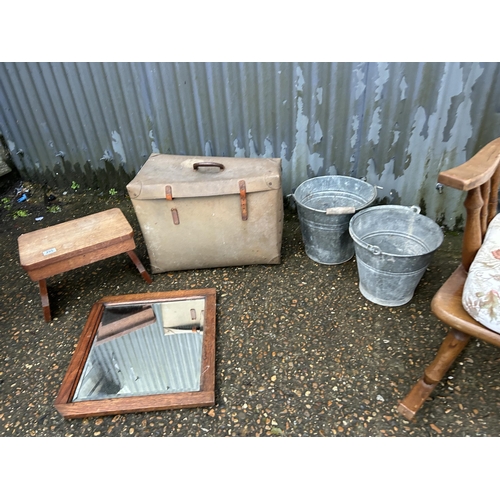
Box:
398 137 500 420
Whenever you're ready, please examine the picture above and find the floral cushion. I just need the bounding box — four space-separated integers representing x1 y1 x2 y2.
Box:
462 213 500 333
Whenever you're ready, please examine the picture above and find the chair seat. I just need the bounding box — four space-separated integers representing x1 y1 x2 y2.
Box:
431 264 500 347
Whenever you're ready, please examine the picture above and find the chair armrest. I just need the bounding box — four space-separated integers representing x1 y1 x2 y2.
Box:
438 137 500 191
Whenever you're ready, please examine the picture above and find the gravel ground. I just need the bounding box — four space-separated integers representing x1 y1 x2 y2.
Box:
1 180 500 439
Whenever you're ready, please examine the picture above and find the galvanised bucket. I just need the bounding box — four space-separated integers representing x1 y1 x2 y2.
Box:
293 176 377 265
349 205 444 306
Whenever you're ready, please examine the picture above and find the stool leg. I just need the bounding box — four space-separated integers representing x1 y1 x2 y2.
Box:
127 250 152 284
39 279 51 322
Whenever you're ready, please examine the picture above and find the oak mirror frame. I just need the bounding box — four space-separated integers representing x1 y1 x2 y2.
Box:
55 288 216 419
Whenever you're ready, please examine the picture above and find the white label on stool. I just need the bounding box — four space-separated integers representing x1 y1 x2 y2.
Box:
42 247 57 256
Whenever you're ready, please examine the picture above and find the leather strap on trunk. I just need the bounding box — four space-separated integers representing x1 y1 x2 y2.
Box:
166 182 249 223
165 186 179 224
239 180 248 221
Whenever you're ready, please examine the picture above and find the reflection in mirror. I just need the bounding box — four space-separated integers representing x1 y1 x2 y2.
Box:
55 289 216 419
72 298 205 402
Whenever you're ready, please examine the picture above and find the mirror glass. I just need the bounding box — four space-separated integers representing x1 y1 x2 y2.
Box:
55 289 216 419
72 298 205 402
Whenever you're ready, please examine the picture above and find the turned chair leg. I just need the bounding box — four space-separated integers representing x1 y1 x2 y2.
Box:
127 250 153 284
398 328 470 420
39 279 51 322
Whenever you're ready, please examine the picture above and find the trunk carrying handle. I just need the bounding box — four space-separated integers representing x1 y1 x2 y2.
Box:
193 161 225 171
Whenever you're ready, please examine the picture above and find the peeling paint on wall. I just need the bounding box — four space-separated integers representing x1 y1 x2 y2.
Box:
316 87 323 105
367 108 382 145
354 66 366 100
281 65 326 192
374 62 390 101
232 133 273 159
359 62 494 228
248 130 260 158
351 115 359 149
295 66 305 92
111 131 127 165
149 130 159 154
205 141 216 156
0 61 499 227
399 77 408 100
313 122 323 145
233 139 246 158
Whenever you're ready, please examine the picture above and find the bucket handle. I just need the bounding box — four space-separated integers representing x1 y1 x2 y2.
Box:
410 205 421 214
287 194 356 215
325 207 356 215
366 244 381 255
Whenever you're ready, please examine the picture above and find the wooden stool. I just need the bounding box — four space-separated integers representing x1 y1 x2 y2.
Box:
18 208 152 322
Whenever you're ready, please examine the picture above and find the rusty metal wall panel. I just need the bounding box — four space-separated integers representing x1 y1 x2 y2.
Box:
1 62 499 227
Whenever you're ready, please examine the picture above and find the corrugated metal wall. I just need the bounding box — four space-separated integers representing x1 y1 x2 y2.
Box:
73 303 203 401
1 62 499 227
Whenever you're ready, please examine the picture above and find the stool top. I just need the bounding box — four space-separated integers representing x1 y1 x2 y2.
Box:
18 208 133 270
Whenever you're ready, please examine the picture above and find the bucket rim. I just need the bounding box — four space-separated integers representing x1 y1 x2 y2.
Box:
293 175 377 214
348 204 444 258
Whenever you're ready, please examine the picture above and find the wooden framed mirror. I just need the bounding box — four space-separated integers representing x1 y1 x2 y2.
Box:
55 288 216 419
